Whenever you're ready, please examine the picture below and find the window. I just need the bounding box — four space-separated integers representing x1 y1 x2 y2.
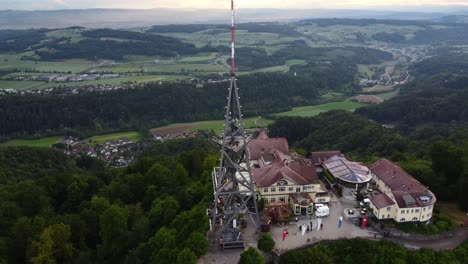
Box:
412 217 418 221
263 188 268 193
387 207 391 211
411 209 414 213
401 210 405 214
279 197 286 203
288 187 294 192
415 209 419 213
423 207 426 212
270 198 276 203
296 188 301 192
279 187 286 192
400 218 406 222
406 210 409 214
271 187 276 193
422 215 425 219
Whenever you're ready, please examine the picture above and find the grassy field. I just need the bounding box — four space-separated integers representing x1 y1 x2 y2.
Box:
286 59 306 66
0 54 96 73
363 85 395 93
376 88 400 101
250 65 289 73
0 136 60 147
33 75 191 89
0 80 45 90
179 53 217 62
436 202 466 226
275 100 366 117
151 117 273 136
321 92 345 100
190 117 273 133
358 64 376 78
86 131 142 145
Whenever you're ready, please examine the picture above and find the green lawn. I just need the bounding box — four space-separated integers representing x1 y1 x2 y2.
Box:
275 100 366 117
86 132 142 145
0 137 60 148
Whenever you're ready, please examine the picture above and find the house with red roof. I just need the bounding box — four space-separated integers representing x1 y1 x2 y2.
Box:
248 132 330 216
368 158 436 224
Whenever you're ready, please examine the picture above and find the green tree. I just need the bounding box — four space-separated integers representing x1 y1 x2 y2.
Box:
184 232 208 257
258 233 275 253
31 223 74 264
99 204 129 261
148 196 179 230
239 247 263 264
149 227 178 264
176 248 197 264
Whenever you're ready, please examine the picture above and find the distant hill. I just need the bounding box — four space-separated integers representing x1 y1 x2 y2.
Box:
0 8 455 29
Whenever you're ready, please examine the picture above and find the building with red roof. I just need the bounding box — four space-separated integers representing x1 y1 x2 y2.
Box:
368 158 436 223
248 132 330 216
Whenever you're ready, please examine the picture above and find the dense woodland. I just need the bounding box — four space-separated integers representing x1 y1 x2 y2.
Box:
0 137 216 264
0 29 47 52
357 54 468 143
280 238 468 264
36 29 199 60
0 69 359 140
148 22 299 37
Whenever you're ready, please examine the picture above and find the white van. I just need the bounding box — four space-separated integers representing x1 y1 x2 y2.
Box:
315 205 330 217
315 203 325 209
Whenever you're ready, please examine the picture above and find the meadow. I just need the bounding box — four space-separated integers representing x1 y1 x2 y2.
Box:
275 100 366 117
86 131 142 145
0 136 61 147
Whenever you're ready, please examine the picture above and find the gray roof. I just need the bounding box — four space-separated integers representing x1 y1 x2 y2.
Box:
323 155 371 184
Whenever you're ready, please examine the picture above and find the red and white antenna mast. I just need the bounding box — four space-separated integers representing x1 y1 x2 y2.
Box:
208 0 260 250
230 0 236 76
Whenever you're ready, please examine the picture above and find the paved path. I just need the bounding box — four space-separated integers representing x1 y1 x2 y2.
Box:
388 228 468 251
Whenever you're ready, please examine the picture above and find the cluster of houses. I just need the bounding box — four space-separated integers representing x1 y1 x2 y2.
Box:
0 83 142 97
57 136 140 167
12 73 128 83
243 132 435 225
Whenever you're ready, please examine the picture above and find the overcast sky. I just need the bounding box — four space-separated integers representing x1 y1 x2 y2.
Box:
2 0 468 10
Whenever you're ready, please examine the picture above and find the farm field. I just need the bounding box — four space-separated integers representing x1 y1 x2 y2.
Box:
0 54 96 73
0 136 61 147
86 131 142 145
151 117 273 136
32 75 191 89
357 64 376 78
363 85 395 93
275 100 366 117
0 80 45 90
376 88 400 101
179 53 218 62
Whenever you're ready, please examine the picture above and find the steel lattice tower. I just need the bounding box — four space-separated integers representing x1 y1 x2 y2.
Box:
210 0 260 249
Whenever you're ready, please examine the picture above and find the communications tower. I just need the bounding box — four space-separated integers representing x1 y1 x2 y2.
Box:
209 0 260 249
